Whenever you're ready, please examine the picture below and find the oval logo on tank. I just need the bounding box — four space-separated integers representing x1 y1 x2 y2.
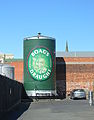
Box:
27 47 53 81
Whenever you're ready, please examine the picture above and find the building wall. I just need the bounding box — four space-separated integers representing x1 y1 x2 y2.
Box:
0 54 14 63
6 60 23 83
56 57 94 95
64 57 94 62
66 64 94 94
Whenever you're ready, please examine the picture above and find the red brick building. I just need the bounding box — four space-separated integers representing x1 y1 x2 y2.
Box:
56 52 94 95
5 52 94 95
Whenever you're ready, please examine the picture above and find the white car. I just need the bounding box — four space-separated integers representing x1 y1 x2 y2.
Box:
70 89 86 100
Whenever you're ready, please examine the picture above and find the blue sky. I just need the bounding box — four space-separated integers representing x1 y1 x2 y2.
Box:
0 0 94 58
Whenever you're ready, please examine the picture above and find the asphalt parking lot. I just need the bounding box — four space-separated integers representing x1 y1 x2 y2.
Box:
1 99 94 120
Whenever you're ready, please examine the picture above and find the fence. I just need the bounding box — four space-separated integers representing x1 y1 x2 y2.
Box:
0 75 22 112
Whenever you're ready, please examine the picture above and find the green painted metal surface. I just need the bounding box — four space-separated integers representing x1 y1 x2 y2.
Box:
24 35 56 92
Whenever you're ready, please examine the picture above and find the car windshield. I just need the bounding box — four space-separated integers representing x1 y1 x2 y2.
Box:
73 89 85 92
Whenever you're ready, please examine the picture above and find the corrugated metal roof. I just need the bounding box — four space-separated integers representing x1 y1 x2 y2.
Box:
56 62 94 64
56 51 94 57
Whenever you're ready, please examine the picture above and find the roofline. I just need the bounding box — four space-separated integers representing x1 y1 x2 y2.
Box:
56 51 94 57
5 58 23 62
56 62 94 64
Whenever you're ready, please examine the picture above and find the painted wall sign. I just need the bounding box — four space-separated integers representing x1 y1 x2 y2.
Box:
27 47 53 81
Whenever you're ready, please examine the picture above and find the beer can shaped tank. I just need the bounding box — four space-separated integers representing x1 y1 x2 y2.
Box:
24 34 56 96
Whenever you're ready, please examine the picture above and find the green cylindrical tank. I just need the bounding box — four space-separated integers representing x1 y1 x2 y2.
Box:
24 33 56 97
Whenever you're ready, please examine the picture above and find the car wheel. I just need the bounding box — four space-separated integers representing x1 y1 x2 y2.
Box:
84 97 86 100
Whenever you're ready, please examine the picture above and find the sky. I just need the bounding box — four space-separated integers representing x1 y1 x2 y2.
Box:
0 0 94 58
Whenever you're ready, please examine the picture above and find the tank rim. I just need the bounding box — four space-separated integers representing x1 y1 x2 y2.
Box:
24 35 55 40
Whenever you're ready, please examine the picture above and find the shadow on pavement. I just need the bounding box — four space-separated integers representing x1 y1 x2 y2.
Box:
0 101 32 120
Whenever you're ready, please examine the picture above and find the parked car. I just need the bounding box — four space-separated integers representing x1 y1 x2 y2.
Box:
70 89 86 100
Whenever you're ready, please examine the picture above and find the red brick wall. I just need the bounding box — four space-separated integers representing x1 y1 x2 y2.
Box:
66 64 94 94
64 57 94 62
56 57 94 95
7 61 23 83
